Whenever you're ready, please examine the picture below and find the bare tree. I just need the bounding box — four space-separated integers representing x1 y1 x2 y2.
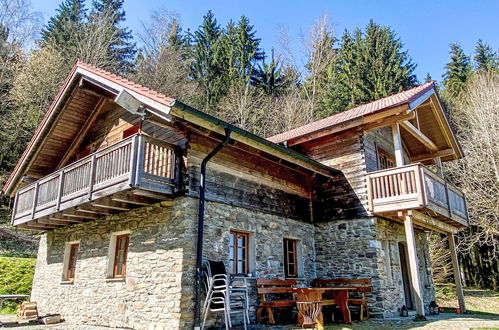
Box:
0 0 42 48
132 8 198 103
301 13 336 122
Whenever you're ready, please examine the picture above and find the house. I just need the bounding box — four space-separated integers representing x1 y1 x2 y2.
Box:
2 61 468 329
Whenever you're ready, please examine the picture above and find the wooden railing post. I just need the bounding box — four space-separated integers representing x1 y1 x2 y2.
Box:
31 182 39 220
56 170 65 211
366 175 373 212
134 135 145 187
88 154 97 200
128 135 139 187
11 191 19 225
173 151 182 193
444 182 452 218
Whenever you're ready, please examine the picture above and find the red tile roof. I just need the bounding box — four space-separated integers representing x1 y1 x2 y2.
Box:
76 61 175 106
2 60 176 194
267 81 435 144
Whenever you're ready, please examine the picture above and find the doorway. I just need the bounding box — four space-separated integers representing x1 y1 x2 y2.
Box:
398 242 414 309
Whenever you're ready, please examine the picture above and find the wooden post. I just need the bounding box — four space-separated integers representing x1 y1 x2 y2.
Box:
403 211 425 316
448 233 466 313
135 135 145 187
88 154 97 200
11 191 19 225
435 156 444 178
31 182 39 220
392 123 404 166
56 171 65 211
128 135 139 187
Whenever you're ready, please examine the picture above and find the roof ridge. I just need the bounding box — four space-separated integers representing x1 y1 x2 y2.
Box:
75 61 175 105
267 82 435 143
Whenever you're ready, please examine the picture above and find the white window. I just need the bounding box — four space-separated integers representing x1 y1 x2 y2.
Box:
107 231 131 279
62 241 80 282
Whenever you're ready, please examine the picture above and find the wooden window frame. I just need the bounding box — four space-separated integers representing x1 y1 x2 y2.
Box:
377 147 395 170
122 124 140 139
113 234 129 278
283 238 299 278
229 230 249 274
65 243 79 281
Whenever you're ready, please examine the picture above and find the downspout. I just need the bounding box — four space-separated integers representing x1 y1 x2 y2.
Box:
194 127 232 329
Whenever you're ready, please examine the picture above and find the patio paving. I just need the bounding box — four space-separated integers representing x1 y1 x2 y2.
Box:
2 312 499 329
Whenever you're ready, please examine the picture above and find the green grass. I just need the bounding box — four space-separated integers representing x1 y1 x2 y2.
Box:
0 256 36 314
436 284 499 316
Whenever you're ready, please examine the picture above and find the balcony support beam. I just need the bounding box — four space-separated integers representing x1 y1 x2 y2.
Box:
400 120 439 152
403 211 426 317
391 123 405 166
448 233 467 313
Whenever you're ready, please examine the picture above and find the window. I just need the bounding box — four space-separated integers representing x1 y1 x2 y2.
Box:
122 124 140 139
62 242 79 282
229 231 249 274
283 238 299 278
113 234 129 278
377 148 395 170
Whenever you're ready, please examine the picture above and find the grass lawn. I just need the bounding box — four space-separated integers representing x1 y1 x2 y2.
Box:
436 284 499 315
0 256 36 314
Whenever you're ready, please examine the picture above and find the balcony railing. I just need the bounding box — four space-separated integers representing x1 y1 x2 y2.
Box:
12 134 182 227
366 163 468 227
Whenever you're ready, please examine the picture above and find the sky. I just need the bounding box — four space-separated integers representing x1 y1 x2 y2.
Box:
31 0 499 83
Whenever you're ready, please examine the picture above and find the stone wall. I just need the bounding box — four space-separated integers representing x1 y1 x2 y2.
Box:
31 198 197 329
314 217 435 318
374 218 435 317
200 199 316 325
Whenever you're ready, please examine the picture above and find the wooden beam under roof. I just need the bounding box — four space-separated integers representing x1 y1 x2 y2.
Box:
92 198 131 211
411 148 454 162
399 120 439 152
56 98 107 169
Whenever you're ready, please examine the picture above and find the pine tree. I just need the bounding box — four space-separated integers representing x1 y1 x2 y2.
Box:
41 0 86 47
89 0 136 74
474 39 497 72
190 10 224 111
251 49 286 96
233 16 264 82
442 43 471 98
322 21 416 116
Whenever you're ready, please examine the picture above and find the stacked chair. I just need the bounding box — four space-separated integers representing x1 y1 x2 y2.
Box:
201 260 248 330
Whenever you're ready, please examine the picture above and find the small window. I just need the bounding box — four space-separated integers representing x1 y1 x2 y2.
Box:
63 243 79 282
113 234 129 278
229 231 249 274
283 238 299 278
377 148 395 170
122 125 140 139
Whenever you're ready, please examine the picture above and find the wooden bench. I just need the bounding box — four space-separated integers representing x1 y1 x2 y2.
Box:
256 278 297 324
312 278 372 320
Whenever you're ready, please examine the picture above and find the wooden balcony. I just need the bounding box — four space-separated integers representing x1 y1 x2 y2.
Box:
12 134 183 230
366 163 469 228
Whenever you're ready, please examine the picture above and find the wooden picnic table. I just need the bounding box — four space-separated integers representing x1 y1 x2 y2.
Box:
293 287 356 328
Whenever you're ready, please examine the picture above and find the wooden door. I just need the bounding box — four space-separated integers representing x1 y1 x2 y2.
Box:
398 242 414 309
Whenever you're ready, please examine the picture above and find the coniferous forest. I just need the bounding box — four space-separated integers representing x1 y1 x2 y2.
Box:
0 0 497 291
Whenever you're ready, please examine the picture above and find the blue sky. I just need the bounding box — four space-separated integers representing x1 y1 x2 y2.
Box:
32 0 498 83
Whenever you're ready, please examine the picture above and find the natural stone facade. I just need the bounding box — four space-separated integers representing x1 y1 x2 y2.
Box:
31 196 436 328
314 217 435 318
31 198 198 329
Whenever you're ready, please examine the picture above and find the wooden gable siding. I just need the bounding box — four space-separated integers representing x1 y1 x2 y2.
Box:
186 132 313 222
70 103 186 164
363 127 410 173
26 89 101 180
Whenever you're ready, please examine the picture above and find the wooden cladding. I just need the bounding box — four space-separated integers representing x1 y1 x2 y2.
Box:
11 134 183 227
113 234 129 278
283 238 298 278
65 243 79 281
366 163 468 227
229 230 249 274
